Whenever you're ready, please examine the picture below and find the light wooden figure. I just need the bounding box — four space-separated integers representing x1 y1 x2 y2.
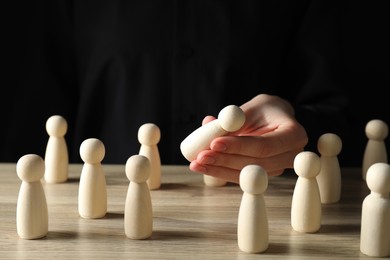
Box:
360 162 390 257
44 115 69 183
316 133 342 204
291 151 322 233
203 174 228 187
180 104 245 187
362 119 388 181
78 138 107 219
124 155 153 239
16 154 48 239
138 123 161 190
237 164 269 254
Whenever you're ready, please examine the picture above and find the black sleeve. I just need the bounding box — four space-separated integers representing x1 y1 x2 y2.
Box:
279 1 359 166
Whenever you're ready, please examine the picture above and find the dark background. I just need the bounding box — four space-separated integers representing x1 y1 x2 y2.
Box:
1 2 389 167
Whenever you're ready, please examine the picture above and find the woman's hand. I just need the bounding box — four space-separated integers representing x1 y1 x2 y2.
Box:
189 94 308 184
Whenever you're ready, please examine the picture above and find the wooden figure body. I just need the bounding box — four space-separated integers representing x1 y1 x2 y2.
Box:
360 162 390 257
16 154 48 239
78 138 107 219
44 115 69 183
291 151 322 233
138 123 161 190
237 164 269 253
316 133 342 204
124 155 153 239
362 119 388 181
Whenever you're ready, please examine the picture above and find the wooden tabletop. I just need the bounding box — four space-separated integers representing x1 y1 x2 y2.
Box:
0 163 380 259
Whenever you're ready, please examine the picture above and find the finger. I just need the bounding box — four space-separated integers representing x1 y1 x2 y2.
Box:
202 115 216 125
210 125 307 158
189 162 240 183
189 161 285 184
195 148 300 173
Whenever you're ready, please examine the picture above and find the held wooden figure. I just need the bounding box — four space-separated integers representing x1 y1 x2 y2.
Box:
16 154 48 239
360 162 390 257
124 155 153 239
237 164 269 254
180 104 245 187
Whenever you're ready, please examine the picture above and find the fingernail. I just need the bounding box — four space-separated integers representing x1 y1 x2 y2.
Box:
200 156 215 165
211 142 227 152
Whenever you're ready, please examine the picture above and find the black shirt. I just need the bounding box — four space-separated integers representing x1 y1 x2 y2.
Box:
3 1 357 165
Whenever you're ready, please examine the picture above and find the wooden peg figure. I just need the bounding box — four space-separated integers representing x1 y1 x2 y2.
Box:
78 138 107 219
203 174 228 187
360 162 390 257
180 104 245 161
237 164 269 254
124 155 153 239
362 119 388 181
291 151 322 233
180 104 245 187
16 154 48 239
316 133 342 204
138 123 161 190
44 115 69 183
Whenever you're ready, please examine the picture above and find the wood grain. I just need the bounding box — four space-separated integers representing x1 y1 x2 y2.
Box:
0 163 377 259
